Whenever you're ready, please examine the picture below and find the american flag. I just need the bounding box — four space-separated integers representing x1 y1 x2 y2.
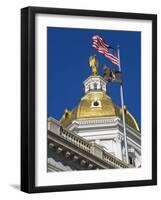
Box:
92 35 119 66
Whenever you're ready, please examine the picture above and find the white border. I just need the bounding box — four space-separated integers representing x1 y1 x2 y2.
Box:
35 14 152 186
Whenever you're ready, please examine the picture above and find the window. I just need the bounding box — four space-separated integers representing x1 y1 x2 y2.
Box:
93 101 99 106
129 156 133 165
94 82 97 90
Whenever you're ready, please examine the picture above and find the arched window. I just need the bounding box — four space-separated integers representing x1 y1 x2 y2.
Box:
94 82 97 90
129 156 133 165
128 156 135 166
91 98 102 108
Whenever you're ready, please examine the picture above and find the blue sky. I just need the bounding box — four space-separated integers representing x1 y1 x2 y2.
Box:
47 27 141 127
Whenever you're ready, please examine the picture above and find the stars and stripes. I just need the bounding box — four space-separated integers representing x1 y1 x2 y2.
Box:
92 35 119 66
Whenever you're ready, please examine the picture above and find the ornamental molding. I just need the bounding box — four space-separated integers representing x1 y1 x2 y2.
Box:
73 117 119 126
113 135 122 143
83 75 106 84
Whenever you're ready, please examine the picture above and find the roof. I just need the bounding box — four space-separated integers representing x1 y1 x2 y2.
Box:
60 90 140 131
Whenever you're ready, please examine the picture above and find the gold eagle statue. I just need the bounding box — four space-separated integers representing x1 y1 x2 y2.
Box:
89 55 99 76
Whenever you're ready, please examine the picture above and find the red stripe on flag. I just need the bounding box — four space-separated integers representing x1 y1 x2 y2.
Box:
92 35 119 66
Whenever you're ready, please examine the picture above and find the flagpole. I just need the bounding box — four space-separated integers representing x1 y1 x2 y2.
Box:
117 46 129 164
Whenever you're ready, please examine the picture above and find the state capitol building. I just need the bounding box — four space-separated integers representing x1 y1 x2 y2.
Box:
47 56 141 172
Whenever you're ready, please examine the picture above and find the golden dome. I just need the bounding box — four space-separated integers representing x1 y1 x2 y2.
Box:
59 90 140 132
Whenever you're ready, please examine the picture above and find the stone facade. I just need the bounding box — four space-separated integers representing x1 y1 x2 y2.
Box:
48 118 130 171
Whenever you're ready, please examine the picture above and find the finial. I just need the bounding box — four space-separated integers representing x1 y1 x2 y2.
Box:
120 105 127 114
89 55 99 76
64 109 70 118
